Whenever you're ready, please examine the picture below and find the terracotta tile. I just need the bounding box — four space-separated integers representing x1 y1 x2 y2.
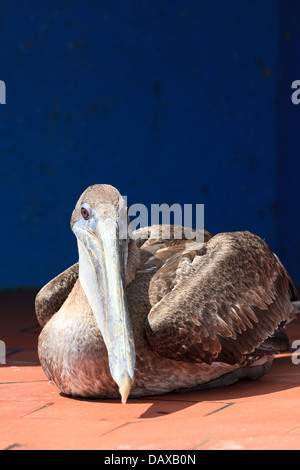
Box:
0 365 45 383
0 400 53 419
29 395 230 422
1 417 121 450
93 419 207 450
1 290 300 450
202 435 300 450
6 351 40 366
0 380 56 401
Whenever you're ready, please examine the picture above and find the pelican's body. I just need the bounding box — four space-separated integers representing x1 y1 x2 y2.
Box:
36 185 298 402
38 268 242 398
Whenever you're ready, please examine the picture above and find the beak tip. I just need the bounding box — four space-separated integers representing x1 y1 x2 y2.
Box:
119 373 132 404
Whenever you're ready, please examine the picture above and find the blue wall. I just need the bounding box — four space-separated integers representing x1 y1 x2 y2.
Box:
0 0 299 289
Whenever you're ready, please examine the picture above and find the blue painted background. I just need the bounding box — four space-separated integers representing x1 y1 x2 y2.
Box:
0 0 299 289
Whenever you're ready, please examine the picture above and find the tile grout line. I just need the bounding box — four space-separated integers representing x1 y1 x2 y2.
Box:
204 402 236 416
22 402 55 418
192 439 211 450
3 443 24 451
98 421 131 438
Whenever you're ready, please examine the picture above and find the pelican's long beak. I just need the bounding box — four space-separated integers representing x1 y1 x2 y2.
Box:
74 217 135 404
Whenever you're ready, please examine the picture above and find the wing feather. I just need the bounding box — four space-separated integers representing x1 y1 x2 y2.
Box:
145 231 295 365
35 263 79 328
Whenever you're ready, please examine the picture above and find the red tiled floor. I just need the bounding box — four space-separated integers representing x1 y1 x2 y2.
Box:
1 290 300 450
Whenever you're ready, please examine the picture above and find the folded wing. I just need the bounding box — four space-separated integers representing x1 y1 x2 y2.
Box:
145 231 297 365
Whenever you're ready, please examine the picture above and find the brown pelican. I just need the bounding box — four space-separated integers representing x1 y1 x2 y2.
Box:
36 184 298 403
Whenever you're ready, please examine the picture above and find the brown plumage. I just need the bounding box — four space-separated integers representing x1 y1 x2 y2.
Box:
36 184 298 402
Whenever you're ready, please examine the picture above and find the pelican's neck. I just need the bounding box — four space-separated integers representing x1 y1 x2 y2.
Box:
125 238 140 286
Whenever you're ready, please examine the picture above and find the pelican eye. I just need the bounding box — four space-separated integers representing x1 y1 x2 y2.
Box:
81 207 90 220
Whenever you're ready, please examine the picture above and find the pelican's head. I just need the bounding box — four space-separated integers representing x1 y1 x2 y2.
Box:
71 184 135 403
